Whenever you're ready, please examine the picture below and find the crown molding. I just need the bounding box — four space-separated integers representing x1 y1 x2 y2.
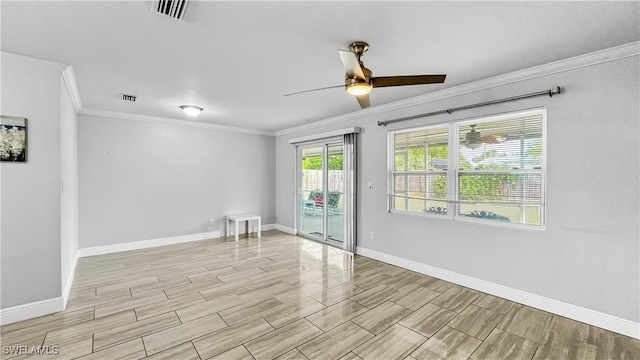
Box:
79 108 275 136
61 66 84 112
60 41 640 137
59 61 274 136
274 41 639 137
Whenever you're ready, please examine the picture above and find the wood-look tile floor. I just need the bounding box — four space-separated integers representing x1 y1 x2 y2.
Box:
2 230 639 360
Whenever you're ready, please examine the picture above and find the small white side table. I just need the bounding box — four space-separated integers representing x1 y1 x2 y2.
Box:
226 213 261 241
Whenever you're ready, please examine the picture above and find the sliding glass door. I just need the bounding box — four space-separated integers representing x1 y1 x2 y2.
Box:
298 141 345 245
293 129 358 253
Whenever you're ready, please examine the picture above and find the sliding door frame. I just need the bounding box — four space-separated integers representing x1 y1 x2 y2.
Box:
290 127 360 253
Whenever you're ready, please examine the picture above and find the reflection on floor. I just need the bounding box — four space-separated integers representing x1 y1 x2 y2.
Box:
2 230 638 360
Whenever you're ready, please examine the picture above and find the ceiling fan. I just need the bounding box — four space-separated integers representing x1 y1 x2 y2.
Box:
284 41 446 109
464 125 508 149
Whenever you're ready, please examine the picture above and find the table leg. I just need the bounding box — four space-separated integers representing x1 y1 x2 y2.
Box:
258 217 261 238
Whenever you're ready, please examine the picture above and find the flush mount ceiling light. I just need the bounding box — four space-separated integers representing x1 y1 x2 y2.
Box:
180 105 203 117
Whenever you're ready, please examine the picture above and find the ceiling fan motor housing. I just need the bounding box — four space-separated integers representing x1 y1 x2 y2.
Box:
344 59 372 95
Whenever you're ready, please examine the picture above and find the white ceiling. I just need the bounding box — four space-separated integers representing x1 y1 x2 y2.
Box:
2 1 638 132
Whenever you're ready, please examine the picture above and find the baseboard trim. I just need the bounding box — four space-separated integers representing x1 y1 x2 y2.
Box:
273 224 297 235
62 253 79 308
356 246 640 340
78 230 222 257
77 224 289 258
0 297 64 326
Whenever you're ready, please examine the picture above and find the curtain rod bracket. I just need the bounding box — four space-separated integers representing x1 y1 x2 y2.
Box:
446 109 452 115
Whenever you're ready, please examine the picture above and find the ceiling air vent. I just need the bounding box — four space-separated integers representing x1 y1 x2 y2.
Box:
121 94 138 102
151 0 188 20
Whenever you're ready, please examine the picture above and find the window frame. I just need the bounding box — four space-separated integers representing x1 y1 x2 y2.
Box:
388 108 546 230
388 124 453 220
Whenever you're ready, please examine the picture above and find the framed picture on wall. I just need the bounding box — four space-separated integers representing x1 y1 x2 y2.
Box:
0 116 28 162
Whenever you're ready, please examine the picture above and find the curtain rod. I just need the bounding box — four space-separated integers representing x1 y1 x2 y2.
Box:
377 86 561 127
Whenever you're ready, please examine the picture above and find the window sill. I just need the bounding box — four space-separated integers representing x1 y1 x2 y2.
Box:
389 209 545 231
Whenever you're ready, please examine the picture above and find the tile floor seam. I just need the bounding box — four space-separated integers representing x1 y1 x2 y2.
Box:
445 307 496 342
496 323 543 344
262 317 279 330
240 344 257 360
528 343 540 360
218 314 231 327
467 335 485 360
190 340 203 360
394 321 431 341
141 333 149 358
190 319 275 358
288 320 328 353
41 331 48 348
293 346 313 360
349 295 397 312
195 290 207 301
175 310 184 324
93 312 182 350
473 327 539 360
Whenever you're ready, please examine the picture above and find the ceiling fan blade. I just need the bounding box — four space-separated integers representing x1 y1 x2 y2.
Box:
338 50 366 80
356 94 370 109
371 74 446 88
284 84 344 96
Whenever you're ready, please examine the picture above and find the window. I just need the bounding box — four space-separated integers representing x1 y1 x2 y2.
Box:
388 109 545 228
391 125 449 215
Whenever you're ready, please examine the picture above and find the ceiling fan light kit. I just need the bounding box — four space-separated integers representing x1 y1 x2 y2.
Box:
180 105 203 117
345 81 372 96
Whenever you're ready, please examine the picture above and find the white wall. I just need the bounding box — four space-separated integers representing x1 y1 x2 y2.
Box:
1 52 68 308
275 55 639 324
60 77 79 302
78 115 276 249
